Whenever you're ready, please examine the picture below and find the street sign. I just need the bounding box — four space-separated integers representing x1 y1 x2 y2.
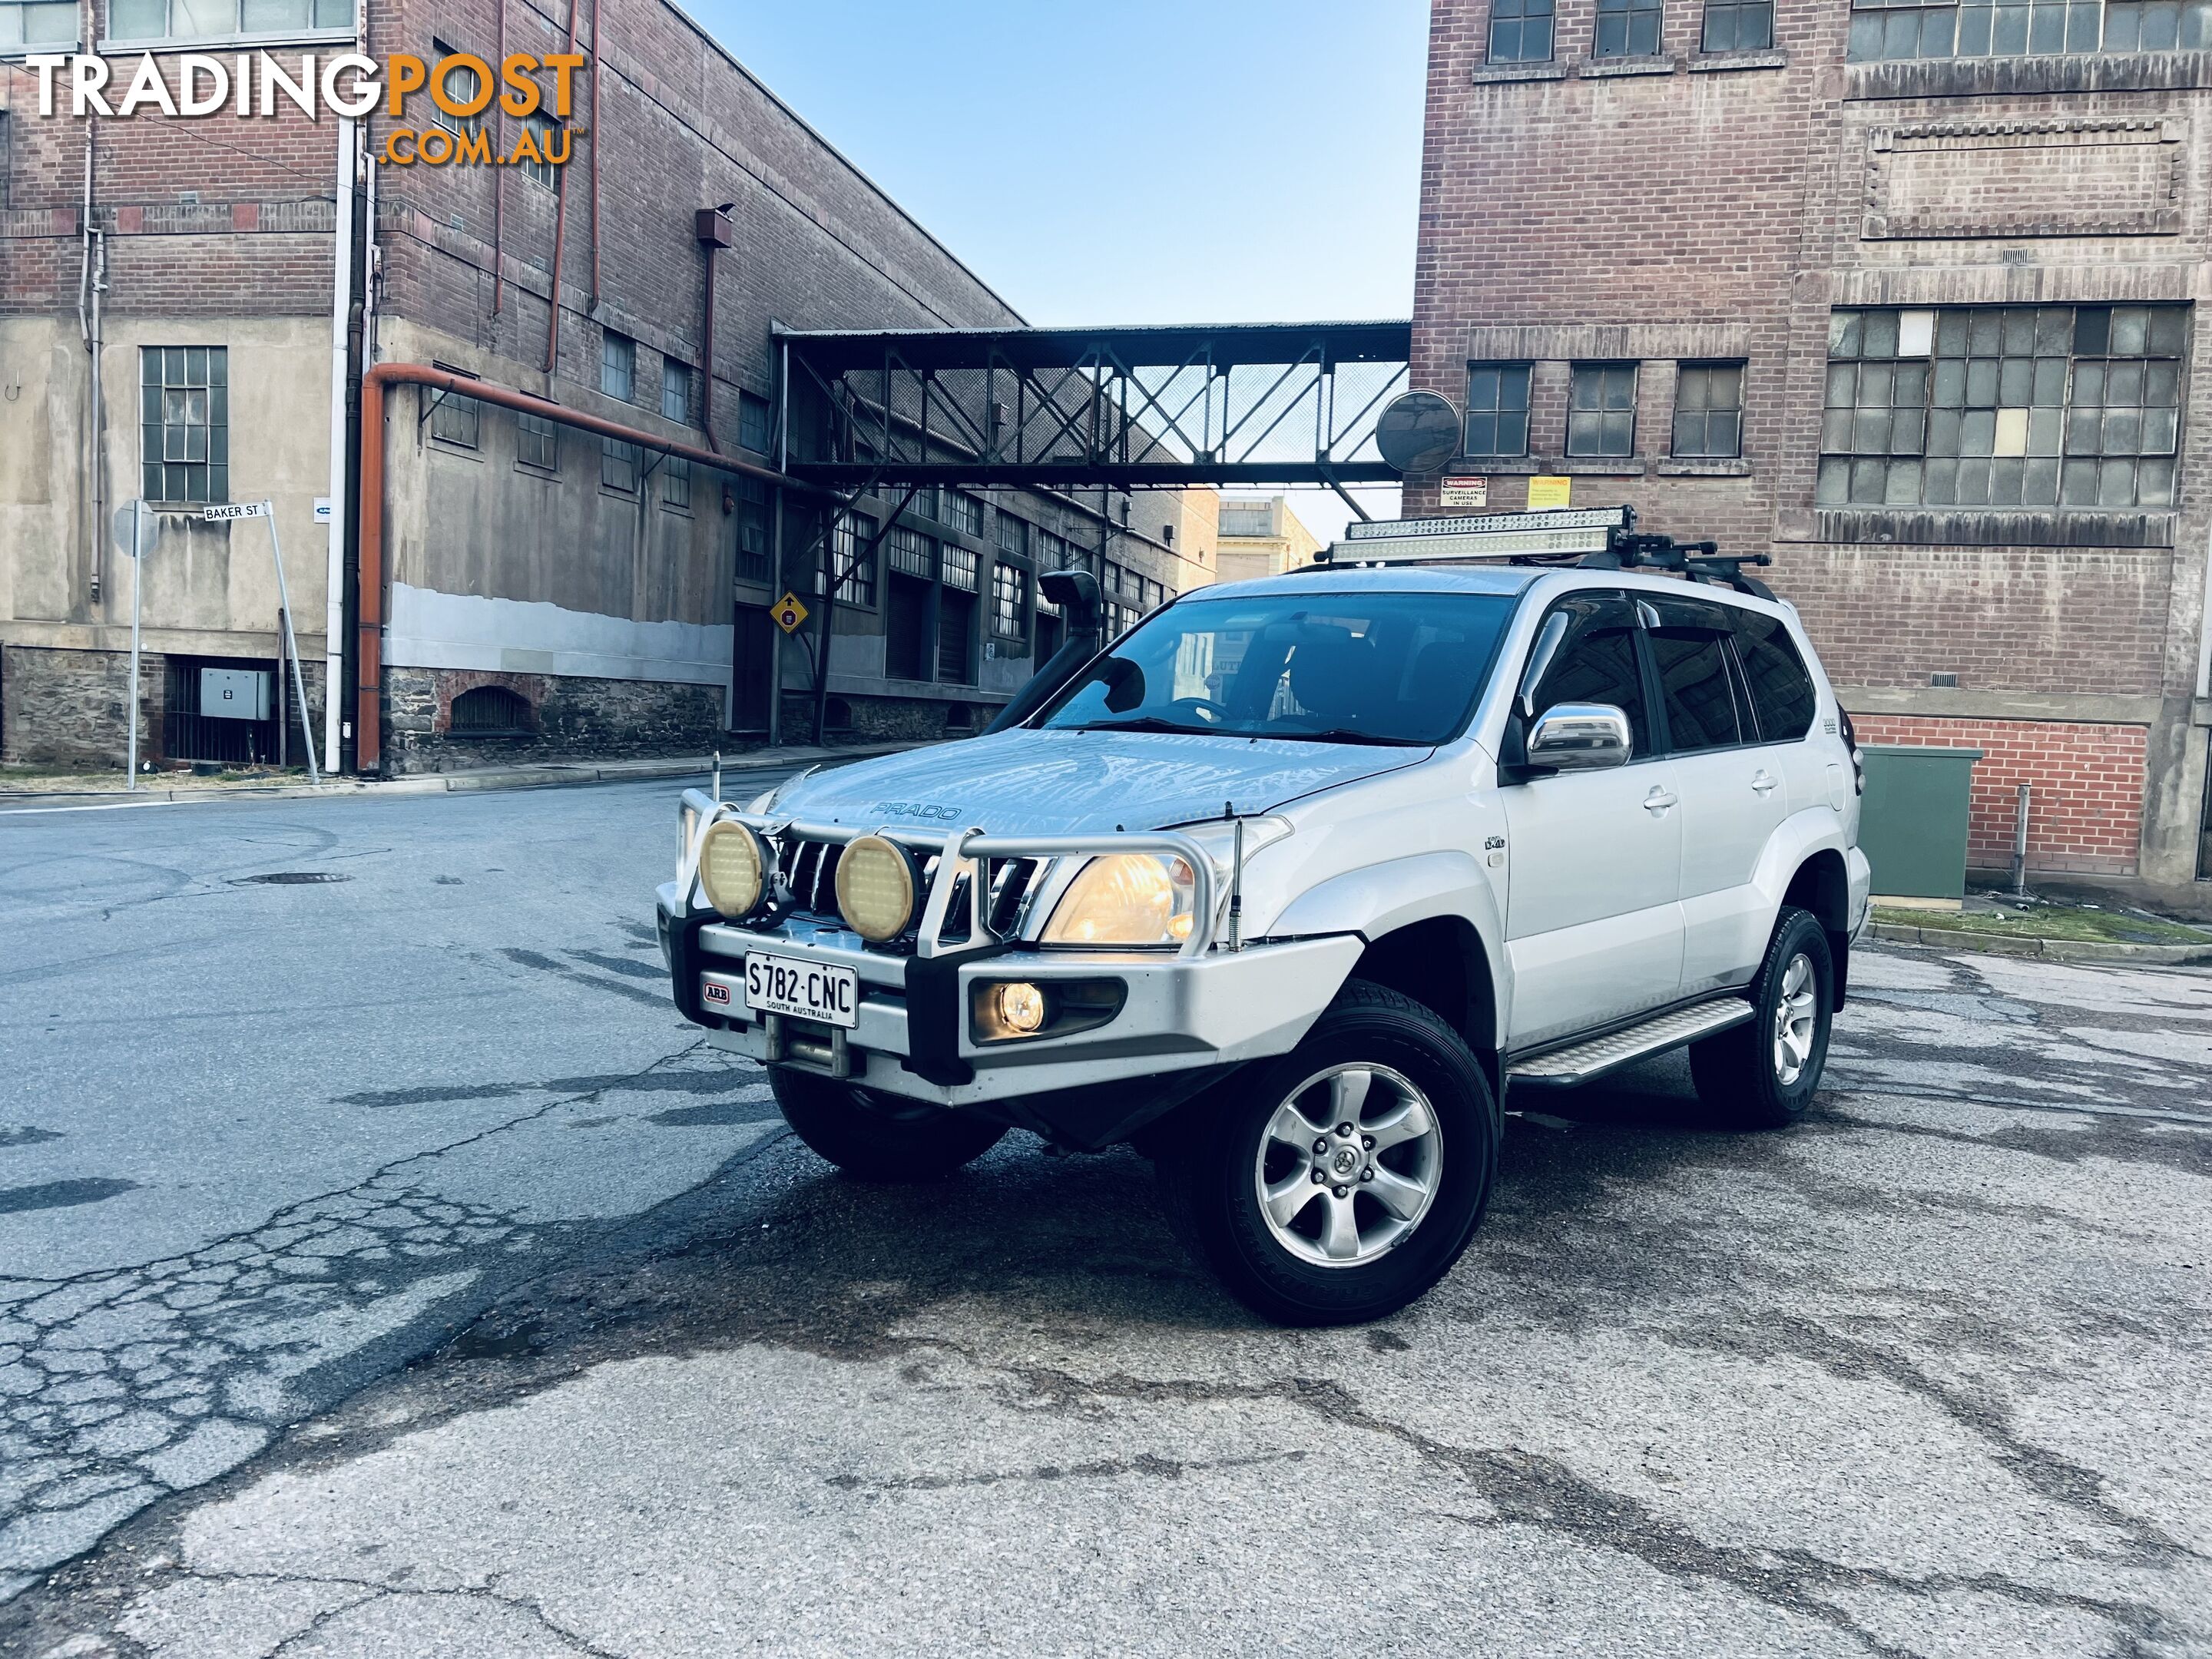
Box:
773 592 810 634
313 497 333 525
1439 476 1489 509
109 502 156 559
200 501 271 522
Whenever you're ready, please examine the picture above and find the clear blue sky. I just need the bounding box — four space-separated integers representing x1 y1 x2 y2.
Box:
689 0 1429 537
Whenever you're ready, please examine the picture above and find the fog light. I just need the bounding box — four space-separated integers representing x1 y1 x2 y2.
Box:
995 981 1046 1035
698 820 768 918
835 834 921 942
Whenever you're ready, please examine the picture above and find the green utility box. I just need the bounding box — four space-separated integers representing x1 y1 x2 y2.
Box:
1858 743 1985 902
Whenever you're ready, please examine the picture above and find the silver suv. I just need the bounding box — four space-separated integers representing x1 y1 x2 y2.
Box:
659 522 1870 1325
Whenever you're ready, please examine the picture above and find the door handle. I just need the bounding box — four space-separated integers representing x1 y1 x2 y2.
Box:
1751 770 1777 795
1643 788 1679 814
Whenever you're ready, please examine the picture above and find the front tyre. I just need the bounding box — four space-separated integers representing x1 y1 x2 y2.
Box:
1157 980 1498 1326
1688 906 1834 1128
770 1068 1006 1182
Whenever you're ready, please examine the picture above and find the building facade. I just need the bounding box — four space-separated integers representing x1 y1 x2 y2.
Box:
1216 495 1323 584
1416 0 2212 897
1 0 1188 776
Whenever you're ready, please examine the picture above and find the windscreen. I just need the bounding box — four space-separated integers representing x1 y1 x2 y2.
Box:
1036 591 1518 746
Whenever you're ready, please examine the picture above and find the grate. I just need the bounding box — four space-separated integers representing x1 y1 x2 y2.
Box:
232 871 351 885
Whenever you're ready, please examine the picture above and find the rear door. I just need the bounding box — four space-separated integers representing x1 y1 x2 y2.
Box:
1649 593 1789 996
1501 591 1685 1049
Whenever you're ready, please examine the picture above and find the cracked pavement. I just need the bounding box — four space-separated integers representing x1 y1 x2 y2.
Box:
5 782 2210 1657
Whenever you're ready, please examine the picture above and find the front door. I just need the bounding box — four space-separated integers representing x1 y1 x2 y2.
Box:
730 604 774 735
1501 593 1685 1050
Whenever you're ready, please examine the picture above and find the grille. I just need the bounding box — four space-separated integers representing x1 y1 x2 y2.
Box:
770 833 1041 947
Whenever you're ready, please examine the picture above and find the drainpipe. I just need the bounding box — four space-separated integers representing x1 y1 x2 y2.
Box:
543 0 581 377
80 124 105 604
324 116 356 775
353 364 825 773
2197 518 2212 703
694 205 733 451
490 0 505 320
588 0 602 309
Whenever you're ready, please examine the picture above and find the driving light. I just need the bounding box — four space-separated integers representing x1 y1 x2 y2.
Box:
995 981 1046 1033
835 834 921 942
1041 854 1197 948
697 820 769 918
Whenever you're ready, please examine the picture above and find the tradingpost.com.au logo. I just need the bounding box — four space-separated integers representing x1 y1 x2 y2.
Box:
22 51 584 170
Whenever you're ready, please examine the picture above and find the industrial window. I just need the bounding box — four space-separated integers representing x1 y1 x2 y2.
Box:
995 511 1028 561
517 411 558 472
141 346 226 504
1035 528 1067 571
993 561 1028 641
518 113 561 190
889 525 935 581
738 390 773 455
600 329 634 402
735 478 771 583
906 485 939 524
941 542 979 594
1671 363 1744 458
2 1 76 47
834 512 876 606
1701 0 1774 46
107 0 346 41
662 455 690 511
1846 0 2211 59
1820 305 2184 508
1464 364 1532 456
941 491 984 538
600 438 639 494
450 685 533 735
1594 0 1662 55
426 42 484 138
661 359 693 425
1488 0 1556 59
1567 364 1637 458
429 363 479 449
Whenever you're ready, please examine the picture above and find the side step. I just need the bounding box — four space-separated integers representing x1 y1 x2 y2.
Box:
1506 998 1753 1089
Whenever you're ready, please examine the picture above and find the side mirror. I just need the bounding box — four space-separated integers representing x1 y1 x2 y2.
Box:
1524 703 1632 772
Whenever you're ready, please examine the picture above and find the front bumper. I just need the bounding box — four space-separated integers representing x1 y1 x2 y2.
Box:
656 880 1362 1111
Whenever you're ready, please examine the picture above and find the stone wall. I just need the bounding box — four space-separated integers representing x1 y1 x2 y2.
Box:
382 667 722 774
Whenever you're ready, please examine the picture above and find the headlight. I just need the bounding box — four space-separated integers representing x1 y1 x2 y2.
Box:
698 820 770 918
835 834 921 942
1041 853 1199 947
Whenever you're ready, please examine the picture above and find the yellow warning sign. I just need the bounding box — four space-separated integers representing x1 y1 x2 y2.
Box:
1526 475 1572 509
773 591 810 634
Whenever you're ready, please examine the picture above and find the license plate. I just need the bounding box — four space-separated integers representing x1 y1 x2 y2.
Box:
743 952 859 1029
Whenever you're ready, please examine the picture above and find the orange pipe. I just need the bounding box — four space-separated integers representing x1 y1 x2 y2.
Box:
354 362 814 773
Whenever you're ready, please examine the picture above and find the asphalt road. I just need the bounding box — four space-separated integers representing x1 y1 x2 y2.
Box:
3 779 2209 1657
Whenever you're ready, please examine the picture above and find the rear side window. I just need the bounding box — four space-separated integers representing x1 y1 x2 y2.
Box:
1530 592 1651 759
1644 594 1747 753
1730 610 1817 743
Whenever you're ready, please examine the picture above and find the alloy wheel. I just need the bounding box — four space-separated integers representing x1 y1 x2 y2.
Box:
1252 1063 1442 1268
1772 952 1819 1087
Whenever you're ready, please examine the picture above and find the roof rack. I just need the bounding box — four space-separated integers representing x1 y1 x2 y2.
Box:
1318 505 1776 600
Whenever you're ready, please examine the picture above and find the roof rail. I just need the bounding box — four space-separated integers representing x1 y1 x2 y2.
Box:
1316 505 1776 599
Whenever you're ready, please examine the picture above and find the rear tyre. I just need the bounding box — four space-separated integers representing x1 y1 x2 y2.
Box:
770 1068 1006 1182
1156 979 1498 1326
1688 906 1834 1129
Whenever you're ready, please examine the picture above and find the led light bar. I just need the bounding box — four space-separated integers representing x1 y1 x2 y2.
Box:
1344 507 1631 541
1320 506 1631 565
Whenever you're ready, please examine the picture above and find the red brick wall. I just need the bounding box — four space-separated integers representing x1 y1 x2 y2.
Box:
1853 714 2147 877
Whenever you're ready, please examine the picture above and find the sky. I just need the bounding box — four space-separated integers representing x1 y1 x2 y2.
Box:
690 0 1432 544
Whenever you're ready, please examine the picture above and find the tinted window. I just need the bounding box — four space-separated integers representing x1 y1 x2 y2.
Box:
1038 591 1517 746
1530 594 1651 758
1651 631 1742 752
1730 611 1817 743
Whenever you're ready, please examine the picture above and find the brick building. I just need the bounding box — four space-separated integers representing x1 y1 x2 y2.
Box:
0 0 1190 776
1414 0 2212 897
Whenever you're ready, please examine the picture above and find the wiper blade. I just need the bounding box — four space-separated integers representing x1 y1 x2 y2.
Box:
1071 717 1218 736
1271 727 1423 747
